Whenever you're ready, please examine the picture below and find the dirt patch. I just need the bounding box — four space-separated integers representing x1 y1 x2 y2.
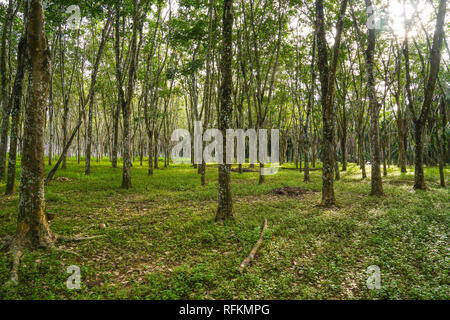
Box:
386 180 414 185
231 167 258 173
270 187 318 197
56 177 72 182
281 167 322 171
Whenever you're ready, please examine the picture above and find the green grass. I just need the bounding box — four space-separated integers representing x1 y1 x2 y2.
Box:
0 157 448 300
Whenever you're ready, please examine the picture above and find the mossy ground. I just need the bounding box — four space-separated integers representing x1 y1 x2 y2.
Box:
0 158 448 299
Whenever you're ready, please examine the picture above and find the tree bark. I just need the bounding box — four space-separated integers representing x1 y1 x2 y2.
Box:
120 0 141 189
112 102 120 168
85 93 95 175
216 0 234 222
5 35 26 195
0 0 16 180
404 0 447 189
15 0 54 249
358 131 367 179
315 0 348 206
438 95 446 187
304 32 316 182
393 48 407 173
340 97 347 171
365 0 383 196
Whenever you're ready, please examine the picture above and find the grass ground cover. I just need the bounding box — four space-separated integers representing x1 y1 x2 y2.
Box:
0 158 448 299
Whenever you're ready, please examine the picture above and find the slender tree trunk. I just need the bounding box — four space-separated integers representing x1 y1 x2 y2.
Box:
334 113 340 181
121 0 141 189
148 132 153 175
85 94 95 175
121 101 132 188
438 96 446 187
77 101 81 164
414 124 426 189
0 0 15 181
112 102 119 168
404 0 446 189
48 75 53 166
304 32 316 182
5 36 26 195
60 37 69 170
154 133 159 169
315 0 347 206
312 131 317 168
365 0 383 196
358 132 367 179
393 47 407 173
397 116 407 173
216 0 234 222
341 103 347 171
382 138 387 176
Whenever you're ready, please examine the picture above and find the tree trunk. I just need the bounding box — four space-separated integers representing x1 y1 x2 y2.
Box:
115 0 141 189
154 133 159 169
334 115 340 181
382 137 387 176
0 0 15 181
404 0 446 189
438 96 446 187
15 0 54 249
414 124 426 189
121 99 132 189
112 102 119 168
341 104 347 171
148 131 153 175
358 132 367 179
365 0 383 196
304 32 316 182
48 74 53 166
85 94 95 175
216 0 234 222
397 114 407 173
5 36 26 195
315 0 348 206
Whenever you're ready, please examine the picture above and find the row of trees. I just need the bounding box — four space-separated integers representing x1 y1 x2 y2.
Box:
0 0 447 282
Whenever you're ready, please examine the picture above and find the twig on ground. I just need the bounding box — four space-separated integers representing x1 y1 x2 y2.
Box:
239 219 268 273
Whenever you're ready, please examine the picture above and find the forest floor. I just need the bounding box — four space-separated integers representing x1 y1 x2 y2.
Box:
0 158 448 299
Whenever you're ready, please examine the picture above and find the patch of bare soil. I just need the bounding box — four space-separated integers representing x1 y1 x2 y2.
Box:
231 167 258 173
270 187 318 197
55 177 72 182
281 167 322 171
386 180 414 185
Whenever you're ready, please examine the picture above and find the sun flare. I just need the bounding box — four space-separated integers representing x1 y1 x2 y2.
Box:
386 0 435 37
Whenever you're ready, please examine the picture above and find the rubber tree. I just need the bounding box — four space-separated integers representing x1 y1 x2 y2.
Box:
216 0 234 222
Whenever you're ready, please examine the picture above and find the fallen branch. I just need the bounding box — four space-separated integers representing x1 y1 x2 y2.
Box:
239 219 268 273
